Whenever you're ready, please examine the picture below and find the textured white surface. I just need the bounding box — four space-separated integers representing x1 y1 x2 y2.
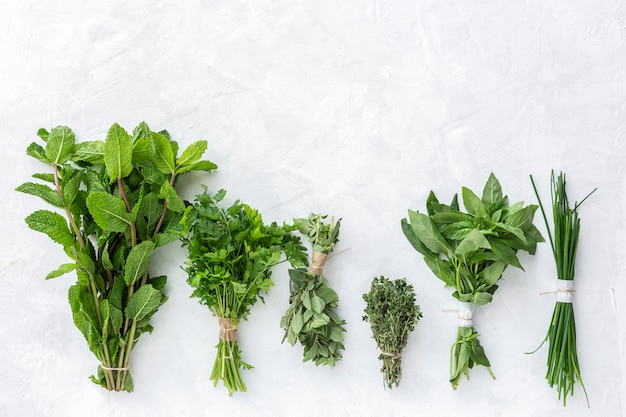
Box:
1 1 625 416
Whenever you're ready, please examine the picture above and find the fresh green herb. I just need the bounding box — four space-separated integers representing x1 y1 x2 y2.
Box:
293 213 341 255
529 171 595 406
281 214 346 366
179 189 307 395
401 173 544 389
362 276 422 389
17 122 217 391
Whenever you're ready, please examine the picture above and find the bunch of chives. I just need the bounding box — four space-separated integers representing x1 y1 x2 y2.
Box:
530 171 595 406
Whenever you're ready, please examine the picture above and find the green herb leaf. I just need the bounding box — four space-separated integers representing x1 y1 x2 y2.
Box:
151 132 176 174
176 140 208 168
46 263 76 279
45 126 75 165
481 173 502 208
74 141 105 165
159 181 185 213
408 210 450 255
16 182 63 207
25 210 74 248
26 141 50 164
125 284 162 322
462 186 488 217
454 229 491 256
124 241 156 286
86 192 133 233
104 123 133 181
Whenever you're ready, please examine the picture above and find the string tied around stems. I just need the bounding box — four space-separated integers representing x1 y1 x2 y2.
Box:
539 279 575 303
457 302 475 328
381 351 402 360
100 365 130 371
309 252 328 275
218 317 238 342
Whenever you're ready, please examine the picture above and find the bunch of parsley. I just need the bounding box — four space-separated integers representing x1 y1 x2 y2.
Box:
281 214 346 366
17 123 216 391
179 189 307 395
401 173 544 389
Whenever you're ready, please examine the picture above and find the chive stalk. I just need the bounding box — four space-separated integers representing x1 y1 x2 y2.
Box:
529 171 595 406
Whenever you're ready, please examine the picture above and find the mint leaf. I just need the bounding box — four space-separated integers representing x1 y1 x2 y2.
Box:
25 210 74 248
177 159 218 174
16 182 63 207
151 132 175 174
86 192 133 233
159 181 185 213
104 123 133 181
26 142 50 164
45 126 75 164
124 241 156 286
74 141 105 165
46 263 76 279
125 284 162 322
176 140 208 168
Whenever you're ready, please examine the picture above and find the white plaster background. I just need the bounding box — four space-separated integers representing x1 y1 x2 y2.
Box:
1 1 625 416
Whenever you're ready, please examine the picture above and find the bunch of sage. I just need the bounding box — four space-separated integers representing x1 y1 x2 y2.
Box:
280 214 346 366
362 276 422 389
529 171 594 406
401 173 544 389
17 122 216 391
179 189 307 395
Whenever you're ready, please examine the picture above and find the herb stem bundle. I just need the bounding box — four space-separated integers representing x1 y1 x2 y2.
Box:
530 171 595 406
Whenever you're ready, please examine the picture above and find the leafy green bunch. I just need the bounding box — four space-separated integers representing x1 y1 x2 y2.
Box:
179 189 307 395
16 122 217 391
401 173 544 389
362 276 422 389
293 213 341 254
529 171 594 406
281 214 346 367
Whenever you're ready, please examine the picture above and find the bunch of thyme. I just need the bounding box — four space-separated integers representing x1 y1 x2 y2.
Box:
362 276 422 389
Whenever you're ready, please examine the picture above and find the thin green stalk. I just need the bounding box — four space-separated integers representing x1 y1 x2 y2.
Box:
529 171 593 406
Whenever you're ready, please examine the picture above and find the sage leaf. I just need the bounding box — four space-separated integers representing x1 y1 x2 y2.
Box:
310 293 326 314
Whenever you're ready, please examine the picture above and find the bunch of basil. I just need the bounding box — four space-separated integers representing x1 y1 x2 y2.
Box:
401 173 544 388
